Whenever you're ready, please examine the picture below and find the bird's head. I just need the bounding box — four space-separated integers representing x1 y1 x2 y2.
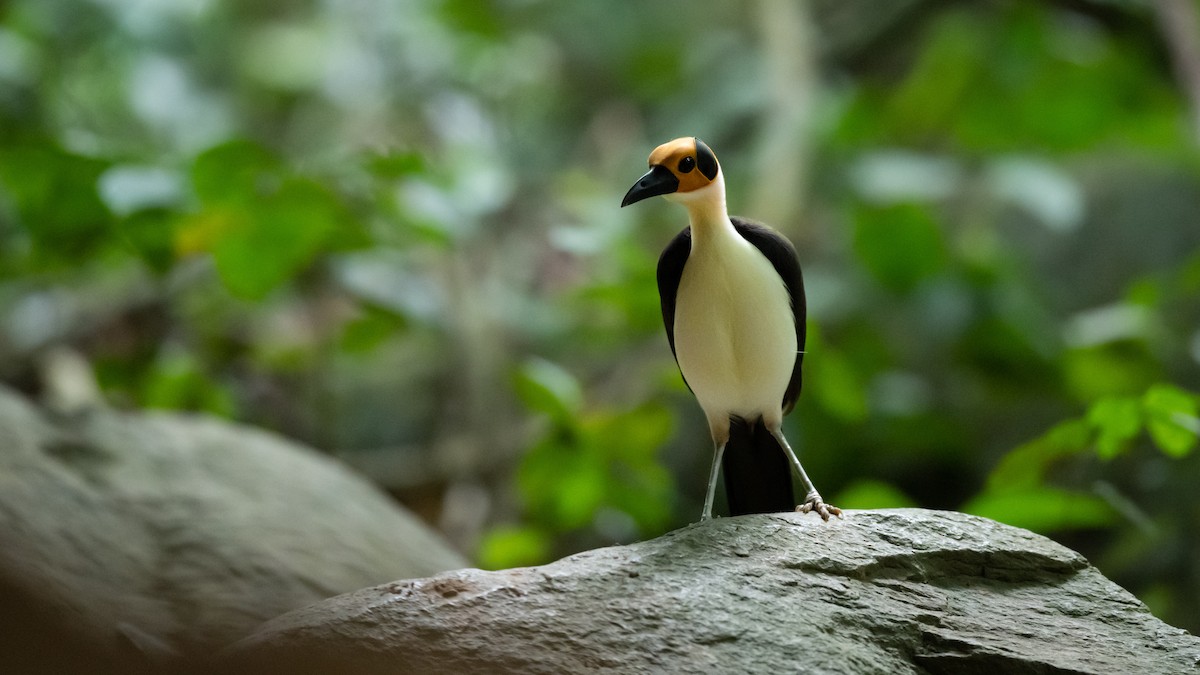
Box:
621 137 721 208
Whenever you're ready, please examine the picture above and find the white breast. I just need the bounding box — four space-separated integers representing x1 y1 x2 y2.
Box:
673 228 797 423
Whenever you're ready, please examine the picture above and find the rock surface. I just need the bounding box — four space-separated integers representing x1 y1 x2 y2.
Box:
0 386 467 674
224 509 1200 675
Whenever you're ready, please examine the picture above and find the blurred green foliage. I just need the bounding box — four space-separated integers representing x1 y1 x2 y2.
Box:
966 383 1199 531
2 0 1199 631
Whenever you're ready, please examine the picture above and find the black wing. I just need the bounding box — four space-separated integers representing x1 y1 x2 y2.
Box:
656 226 692 368
731 216 807 415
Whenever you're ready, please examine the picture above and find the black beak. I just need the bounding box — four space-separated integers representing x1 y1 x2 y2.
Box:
621 165 679 207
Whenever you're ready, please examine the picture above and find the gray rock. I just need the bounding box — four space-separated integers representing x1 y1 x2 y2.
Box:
223 509 1200 675
0 386 467 674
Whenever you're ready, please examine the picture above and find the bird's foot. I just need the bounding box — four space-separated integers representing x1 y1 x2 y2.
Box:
795 492 842 522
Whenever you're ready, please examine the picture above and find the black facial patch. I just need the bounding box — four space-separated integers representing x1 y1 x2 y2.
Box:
678 156 695 173
694 137 719 180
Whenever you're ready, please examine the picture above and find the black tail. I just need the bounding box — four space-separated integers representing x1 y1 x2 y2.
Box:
721 417 795 516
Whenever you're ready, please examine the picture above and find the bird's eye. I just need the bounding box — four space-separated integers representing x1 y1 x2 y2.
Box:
678 156 696 173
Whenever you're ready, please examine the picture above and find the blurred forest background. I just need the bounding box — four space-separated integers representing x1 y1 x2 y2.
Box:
1 0 1199 632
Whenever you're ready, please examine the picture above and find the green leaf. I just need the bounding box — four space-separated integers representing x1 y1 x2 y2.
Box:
834 480 918 509
807 348 869 422
608 462 674 531
516 432 606 529
1086 396 1142 460
1063 345 1159 402
476 526 551 570
184 142 348 298
116 208 178 274
209 178 343 299
963 486 1114 533
852 202 947 293
551 448 607 528
339 307 406 354
192 140 284 205
366 150 425 179
590 405 675 531
1142 384 1199 458
986 419 1090 491
0 143 113 264
885 11 985 144
516 436 568 512
512 357 583 423
595 403 673 464
141 351 235 416
437 0 505 37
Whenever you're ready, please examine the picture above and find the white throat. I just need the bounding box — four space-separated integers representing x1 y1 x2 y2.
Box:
664 169 733 245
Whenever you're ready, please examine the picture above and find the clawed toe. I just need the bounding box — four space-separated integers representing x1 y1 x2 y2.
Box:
796 496 842 522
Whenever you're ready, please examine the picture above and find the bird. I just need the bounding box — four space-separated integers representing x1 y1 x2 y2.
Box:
621 137 840 522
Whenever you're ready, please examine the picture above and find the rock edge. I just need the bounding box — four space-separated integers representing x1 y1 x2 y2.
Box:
223 509 1200 674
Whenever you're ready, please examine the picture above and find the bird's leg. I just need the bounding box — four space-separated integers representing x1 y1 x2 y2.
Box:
700 441 726 522
768 426 841 521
